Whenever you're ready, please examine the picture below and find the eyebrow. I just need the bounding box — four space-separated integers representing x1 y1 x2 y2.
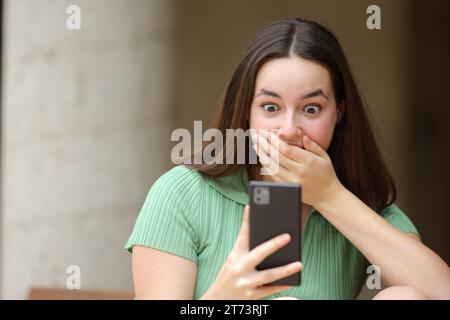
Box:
255 88 329 100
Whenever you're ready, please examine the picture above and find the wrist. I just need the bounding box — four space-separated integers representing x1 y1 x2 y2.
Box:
314 181 347 216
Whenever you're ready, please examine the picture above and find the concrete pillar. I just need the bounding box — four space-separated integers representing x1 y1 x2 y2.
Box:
1 0 174 299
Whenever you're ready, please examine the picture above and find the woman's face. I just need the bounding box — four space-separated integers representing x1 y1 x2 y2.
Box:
249 55 341 151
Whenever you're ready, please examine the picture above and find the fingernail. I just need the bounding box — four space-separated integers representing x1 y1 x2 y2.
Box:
280 233 290 242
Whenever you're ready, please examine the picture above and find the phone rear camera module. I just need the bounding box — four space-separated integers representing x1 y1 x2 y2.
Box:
254 187 269 205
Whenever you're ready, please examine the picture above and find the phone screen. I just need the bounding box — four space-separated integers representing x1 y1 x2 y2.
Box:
249 180 302 286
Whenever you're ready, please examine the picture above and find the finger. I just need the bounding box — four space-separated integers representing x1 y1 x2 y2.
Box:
244 233 292 268
233 205 250 253
266 131 311 163
303 135 328 159
248 261 302 287
253 143 294 181
253 133 300 172
250 284 293 300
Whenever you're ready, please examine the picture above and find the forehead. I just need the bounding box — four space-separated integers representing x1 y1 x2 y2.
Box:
254 56 333 96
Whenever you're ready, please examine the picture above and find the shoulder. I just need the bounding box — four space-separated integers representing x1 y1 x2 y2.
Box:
154 165 204 186
147 165 207 208
125 165 205 259
140 165 208 216
150 165 205 197
133 165 207 233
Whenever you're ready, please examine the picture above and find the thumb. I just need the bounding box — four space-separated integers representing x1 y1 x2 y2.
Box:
234 205 250 252
303 135 328 159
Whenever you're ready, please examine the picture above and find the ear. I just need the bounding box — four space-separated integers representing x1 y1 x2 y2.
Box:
336 99 345 123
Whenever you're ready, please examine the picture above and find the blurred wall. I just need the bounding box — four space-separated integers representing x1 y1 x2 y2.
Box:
1 0 175 299
407 0 450 264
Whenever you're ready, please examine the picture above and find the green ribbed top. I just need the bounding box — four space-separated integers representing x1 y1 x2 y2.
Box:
124 165 419 299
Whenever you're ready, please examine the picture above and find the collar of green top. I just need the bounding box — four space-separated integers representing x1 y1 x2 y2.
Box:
205 166 318 218
206 166 250 205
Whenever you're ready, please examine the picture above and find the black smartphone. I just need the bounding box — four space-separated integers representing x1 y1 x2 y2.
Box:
248 180 301 286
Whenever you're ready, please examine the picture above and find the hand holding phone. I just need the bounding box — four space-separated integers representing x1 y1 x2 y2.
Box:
201 205 302 300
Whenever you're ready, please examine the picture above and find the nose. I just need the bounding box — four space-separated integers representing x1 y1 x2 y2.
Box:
277 116 302 142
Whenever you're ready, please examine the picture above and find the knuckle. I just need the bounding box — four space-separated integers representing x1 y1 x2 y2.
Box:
236 278 251 290
228 263 243 277
245 290 256 299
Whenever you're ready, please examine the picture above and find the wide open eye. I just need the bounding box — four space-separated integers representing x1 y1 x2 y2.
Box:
261 103 280 113
304 105 321 114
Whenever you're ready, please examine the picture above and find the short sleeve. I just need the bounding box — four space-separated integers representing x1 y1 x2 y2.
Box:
381 203 420 239
124 165 202 263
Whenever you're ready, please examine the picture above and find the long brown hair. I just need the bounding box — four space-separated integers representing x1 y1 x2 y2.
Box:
186 18 396 213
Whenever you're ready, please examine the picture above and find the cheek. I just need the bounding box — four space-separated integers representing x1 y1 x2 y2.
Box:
302 118 336 150
249 105 272 130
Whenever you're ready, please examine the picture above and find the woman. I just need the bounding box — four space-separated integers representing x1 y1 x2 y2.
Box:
125 18 450 300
